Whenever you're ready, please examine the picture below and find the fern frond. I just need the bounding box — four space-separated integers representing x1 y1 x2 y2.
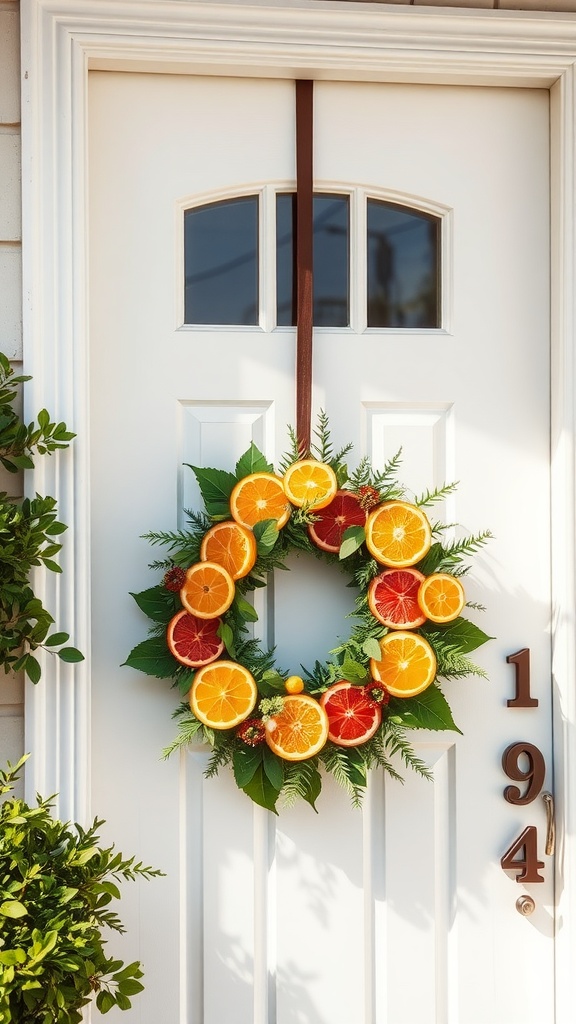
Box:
310 409 333 463
383 722 434 780
162 710 204 759
320 746 365 807
204 741 234 778
278 424 303 471
436 651 488 679
414 482 459 507
281 761 321 808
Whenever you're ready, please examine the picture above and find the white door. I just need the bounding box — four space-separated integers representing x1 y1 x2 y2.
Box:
88 73 552 1023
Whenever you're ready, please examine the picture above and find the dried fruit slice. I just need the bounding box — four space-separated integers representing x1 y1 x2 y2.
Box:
200 520 257 581
265 694 329 761
319 681 382 747
308 490 367 553
368 567 426 629
166 610 224 668
369 631 436 698
365 500 432 568
179 561 235 619
230 472 290 531
418 573 465 623
190 660 258 729
283 459 338 510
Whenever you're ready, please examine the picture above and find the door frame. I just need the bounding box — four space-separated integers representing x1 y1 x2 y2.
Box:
20 1 576 1018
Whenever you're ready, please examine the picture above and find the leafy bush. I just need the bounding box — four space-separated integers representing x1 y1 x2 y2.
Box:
0 352 83 682
0 758 163 1022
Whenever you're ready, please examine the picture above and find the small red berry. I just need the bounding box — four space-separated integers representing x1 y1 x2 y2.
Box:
357 485 381 512
236 718 267 747
163 566 186 592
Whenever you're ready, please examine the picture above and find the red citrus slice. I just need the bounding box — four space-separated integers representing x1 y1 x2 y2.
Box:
308 490 367 553
368 567 426 629
166 610 224 668
319 681 382 747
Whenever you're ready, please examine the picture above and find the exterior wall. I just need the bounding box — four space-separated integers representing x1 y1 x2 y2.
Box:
0 0 24 783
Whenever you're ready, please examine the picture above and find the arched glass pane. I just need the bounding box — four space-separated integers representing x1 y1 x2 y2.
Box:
184 196 258 325
367 200 440 329
276 193 349 327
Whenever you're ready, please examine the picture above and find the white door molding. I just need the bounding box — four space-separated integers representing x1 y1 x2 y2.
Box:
20 2 576 1020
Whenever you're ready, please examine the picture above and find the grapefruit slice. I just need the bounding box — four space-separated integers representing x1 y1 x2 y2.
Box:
308 490 367 553
166 610 224 668
319 681 382 747
368 567 426 629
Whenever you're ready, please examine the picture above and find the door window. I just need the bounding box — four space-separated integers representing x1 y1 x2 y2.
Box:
183 191 441 329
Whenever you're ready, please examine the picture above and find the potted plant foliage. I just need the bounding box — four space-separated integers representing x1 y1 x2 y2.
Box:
0 757 163 1022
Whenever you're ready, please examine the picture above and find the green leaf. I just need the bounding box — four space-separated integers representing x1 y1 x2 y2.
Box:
345 746 368 788
130 586 179 624
339 525 365 560
57 647 84 664
241 763 280 813
423 617 493 654
186 465 236 518
235 443 274 479
257 671 286 697
44 631 69 647
233 593 258 623
0 948 26 965
253 518 280 555
96 991 116 1014
122 636 176 678
24 656 41 684
233 746 263 788
217 622 236 658
335 463 349 488
340 659 368 683
391 684 462 733
117 979 145 997
302 767 322 810
362 637 382 661
262 746 284 790
42 558 63 574
0 901 27 918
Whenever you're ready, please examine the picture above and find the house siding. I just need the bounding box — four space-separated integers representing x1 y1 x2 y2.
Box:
0 0 24 783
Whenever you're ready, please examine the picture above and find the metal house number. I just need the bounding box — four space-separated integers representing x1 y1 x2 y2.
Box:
500 649 553 902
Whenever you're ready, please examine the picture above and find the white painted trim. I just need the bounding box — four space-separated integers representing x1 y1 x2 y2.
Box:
19 1 576 1019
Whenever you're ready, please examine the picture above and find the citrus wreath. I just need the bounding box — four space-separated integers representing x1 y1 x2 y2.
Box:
125 416 491 813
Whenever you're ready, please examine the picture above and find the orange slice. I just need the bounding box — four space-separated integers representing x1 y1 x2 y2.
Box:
319 681 382 747
283 459 338 510
200 520 257 581
368 567 426 629
190 660 258 729
265 694 329 761
179 561 235 619
230 472 290 531
418 573 465 623
369 631 436 698
365 500 432 568
166 610 224 668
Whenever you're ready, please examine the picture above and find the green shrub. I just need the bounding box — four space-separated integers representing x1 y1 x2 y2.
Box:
0 758 163 1022
0 352 83 682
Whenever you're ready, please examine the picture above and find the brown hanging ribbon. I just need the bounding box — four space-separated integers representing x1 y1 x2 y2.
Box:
295 80 314 455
